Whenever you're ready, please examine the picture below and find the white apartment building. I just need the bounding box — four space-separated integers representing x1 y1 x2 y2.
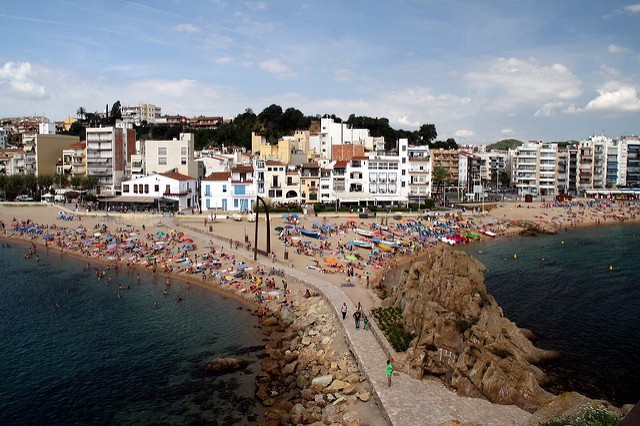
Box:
86 123 136 195
310 117 376 161
142 133 197 179
407 144 432 202
0 149 27 175
121 103 162 125
59 141 86 176
201 165 257 212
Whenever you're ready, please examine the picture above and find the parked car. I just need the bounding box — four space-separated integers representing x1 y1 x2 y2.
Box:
15 194 34 201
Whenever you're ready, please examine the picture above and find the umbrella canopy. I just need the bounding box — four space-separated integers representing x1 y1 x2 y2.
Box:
274 226 284 232
156 231 165 236
345 254 358 262
324 257 338 265
184 238 195 243
284 225 294 229
94 232 101 237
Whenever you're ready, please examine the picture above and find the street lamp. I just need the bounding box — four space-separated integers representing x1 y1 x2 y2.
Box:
244 226 248 243
156 177 161 213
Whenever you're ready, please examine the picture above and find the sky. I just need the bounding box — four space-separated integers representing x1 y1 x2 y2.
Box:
1 0 639 144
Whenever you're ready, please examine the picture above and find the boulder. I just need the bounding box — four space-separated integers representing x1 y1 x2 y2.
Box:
311 374 333 392
204 357 248 374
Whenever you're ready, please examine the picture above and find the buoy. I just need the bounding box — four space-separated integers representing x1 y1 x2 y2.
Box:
609 265 613 271
561 241 564 244
513 254 517 259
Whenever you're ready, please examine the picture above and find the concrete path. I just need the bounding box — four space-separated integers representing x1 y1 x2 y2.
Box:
172 218 532 426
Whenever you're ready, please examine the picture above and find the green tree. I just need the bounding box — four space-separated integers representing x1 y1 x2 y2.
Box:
69 175 82 189
76 106 86 121
68 121 86 137
37 175 54 197
418 124 437 145
110 101 122 123
432 167 450 205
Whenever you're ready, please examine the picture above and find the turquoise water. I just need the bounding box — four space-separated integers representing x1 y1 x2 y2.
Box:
0 243 265 424
465 224 640 405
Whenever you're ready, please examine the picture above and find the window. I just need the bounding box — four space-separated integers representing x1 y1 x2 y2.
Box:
204 185 211 196
181 158 187 165
222 184 227 193
133 184 138 194
180 147 187 156
154 184 159 192
159 157 167 165
158 147 167 155
145 184 149 194
165 185 171 194
123 184 129 193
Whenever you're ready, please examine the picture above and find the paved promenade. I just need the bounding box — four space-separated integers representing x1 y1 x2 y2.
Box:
172 218 532 426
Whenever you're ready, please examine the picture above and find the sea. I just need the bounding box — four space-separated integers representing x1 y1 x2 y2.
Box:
464 223 640 406
0 243 266 425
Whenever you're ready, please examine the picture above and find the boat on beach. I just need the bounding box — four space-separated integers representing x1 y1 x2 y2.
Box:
232 214 243 221
355 228 374 238
351 239 373 249
299 228 321 239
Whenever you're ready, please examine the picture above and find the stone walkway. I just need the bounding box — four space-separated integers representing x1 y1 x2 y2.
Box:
172 218 532 426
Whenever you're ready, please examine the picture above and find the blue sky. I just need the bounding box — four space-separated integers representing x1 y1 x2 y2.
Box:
1 0 639 144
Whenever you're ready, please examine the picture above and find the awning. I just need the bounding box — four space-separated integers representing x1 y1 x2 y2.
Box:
101 196 178 204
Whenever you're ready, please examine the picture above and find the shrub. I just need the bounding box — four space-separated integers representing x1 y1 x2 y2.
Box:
455 318 473 334
371 307 415 352
541 407 621 426
491 348 511 358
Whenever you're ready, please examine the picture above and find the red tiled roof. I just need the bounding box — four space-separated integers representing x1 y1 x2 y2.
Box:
334 161 348 168
203 172 231 181
232 165 253 173
160 172 195 181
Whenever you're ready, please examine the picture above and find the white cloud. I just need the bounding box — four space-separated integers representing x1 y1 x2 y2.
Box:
623 4 640 14
258 59 296 78
216 56 234 64
534 101 566 117
454 129 474 138
201 32 234 49
600 64 620 77
0 61 47 99
465 57 582 108
501 128 514 135
582 81 640 113
244 1 267 11
398 116 420 127
608 44 629 53
174 23 200 33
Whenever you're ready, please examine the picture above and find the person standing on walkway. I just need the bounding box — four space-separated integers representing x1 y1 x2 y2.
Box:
341 302 348 320
353 309 361 329
387 359 393 387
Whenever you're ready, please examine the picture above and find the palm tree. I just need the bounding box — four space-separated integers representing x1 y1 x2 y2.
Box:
76 107 86 121
432 167 450 205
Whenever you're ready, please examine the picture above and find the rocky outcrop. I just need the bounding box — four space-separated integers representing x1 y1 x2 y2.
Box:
515 219 557 235
527 392 627 426
386 248 558 413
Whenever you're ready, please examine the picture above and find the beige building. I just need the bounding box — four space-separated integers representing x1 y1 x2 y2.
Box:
143 133 198 179
34 134 80 176
251 131 317 166
59 141 86 176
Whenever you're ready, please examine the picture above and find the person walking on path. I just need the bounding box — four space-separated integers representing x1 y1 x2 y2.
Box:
363 314 369 330
353 309 362 329
341 302 348 320
386 359 394 387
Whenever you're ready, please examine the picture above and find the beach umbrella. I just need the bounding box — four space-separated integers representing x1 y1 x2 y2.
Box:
184 238 195 243
95 243 105 248
156 231 165 236
284 225 294 229
274 226 284 232
324 257 338 266
236 264 247 269
345 254 358 262
94 232 101 237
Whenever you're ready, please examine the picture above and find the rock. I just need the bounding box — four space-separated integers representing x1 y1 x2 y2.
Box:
356 391 371 402
344 373 360 384
342 384 357 395
387 249 556 412
282 360 298 375
261 316 279 326
311 374 333 391
325 379 347 393
204 357 248 374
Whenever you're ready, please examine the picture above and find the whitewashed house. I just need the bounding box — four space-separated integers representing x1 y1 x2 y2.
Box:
119 172 198 211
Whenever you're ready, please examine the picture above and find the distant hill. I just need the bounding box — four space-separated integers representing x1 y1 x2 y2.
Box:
487 139 523 151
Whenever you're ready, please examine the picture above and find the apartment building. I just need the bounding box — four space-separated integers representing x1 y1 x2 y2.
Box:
142 133 198 179
85 124 136 195
121 103 162 125
407 144 432 202
59 141 86 176
0 149 27 175
310 117 376 161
